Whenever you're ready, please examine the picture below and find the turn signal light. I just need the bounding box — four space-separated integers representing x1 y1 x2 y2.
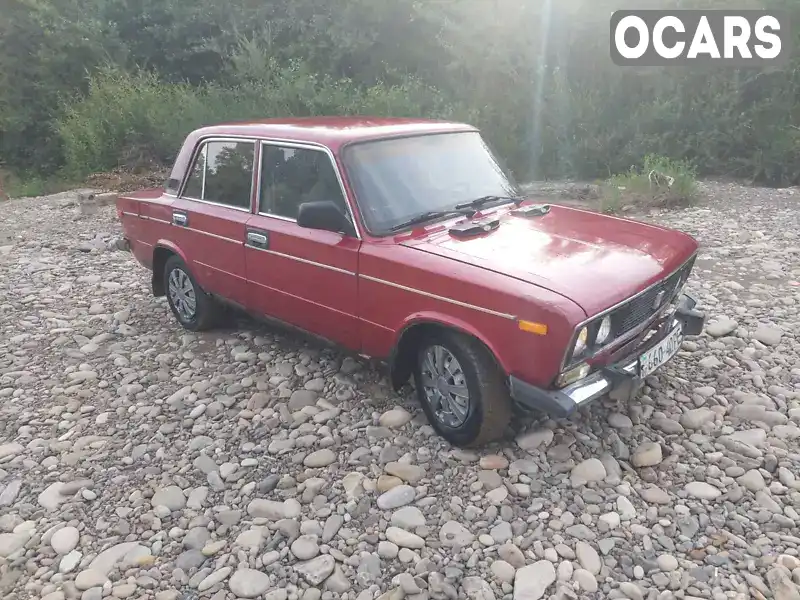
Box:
518 320 548 335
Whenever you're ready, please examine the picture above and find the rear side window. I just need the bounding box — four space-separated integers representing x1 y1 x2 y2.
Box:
182 140 255 210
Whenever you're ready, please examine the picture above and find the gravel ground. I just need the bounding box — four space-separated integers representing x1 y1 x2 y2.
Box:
0 182 799 600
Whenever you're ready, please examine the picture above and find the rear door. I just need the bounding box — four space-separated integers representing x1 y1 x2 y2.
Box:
244 141 361 349
171 138 256 307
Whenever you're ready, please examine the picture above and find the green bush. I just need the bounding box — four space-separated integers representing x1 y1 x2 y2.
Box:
601 155 700 213
0 170 78 199
4 0 800 187
57 53 466 178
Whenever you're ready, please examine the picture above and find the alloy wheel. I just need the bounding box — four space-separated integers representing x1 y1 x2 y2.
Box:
420 344 471 428
168 267 197 322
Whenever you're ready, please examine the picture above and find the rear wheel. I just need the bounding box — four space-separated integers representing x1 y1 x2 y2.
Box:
163 255 219 331
412 330 512 447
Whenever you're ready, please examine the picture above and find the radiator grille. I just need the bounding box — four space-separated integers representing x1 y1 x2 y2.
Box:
610 255 696 337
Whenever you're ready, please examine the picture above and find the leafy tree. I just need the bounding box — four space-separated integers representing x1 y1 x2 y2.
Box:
2 0 800 185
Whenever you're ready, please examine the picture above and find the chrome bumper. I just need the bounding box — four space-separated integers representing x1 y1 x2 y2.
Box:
509 293 705 417
561 356 640 406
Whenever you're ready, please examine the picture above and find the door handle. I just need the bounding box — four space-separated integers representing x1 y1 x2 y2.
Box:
172 211 188 226
246 230 269 249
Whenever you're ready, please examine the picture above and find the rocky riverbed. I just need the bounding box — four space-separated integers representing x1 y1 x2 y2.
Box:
0 182 798 600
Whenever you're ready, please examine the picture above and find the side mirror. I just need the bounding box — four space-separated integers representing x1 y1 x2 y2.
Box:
297 201 355 236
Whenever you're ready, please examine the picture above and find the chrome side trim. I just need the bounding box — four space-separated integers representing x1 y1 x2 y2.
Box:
121 211 138 217
194 260 247 280
244 245 355 276
248 278 356 318
141 216 172 226
560 251 699 371
135 213 239 245
360 274 516 320
188 228 241 245
245 243 270 253
179 196 251 213
256 212 296 223
200 144 208 199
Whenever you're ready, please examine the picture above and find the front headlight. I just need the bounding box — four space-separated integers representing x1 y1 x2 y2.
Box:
595 315 612 344
557 362 591 387
573 327 589 355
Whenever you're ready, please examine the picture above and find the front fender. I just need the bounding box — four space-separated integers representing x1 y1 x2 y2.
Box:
388 310 516 390
395 311 509 369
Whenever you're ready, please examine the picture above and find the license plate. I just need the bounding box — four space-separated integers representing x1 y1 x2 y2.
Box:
639 325 683 377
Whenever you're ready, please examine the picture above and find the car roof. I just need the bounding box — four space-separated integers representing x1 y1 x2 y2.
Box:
190 116 478 150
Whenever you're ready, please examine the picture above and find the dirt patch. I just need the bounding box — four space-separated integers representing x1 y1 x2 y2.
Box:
84 165 170 194
521 181 603 210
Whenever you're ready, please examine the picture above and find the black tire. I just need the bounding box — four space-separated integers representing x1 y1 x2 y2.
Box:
163 255 219 331
412 329 512 448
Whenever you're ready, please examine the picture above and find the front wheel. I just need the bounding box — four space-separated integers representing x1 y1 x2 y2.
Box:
163 255 219 331
412 330 512 447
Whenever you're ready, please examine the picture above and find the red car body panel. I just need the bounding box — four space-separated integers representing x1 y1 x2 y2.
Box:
245 214 362 350
169 196 251 307
118 117 700 394
356 239 585 387
401 203 698 316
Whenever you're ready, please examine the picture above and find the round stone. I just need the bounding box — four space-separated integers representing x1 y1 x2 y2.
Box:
657 554 679 572
50 527 79 554
290 535 320 560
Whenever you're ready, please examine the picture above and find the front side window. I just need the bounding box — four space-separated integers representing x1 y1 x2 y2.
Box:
259 144 348 220
342 131 519 234
182 140 255 210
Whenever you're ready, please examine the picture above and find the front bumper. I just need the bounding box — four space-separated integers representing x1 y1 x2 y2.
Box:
509 293 705 418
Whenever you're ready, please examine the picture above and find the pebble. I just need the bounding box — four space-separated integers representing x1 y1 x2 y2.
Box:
151 486 185 511
379 408 412 428
479 454 509 469
386 527 425 549
291 535 320 560
440 520 475 547
632 442 663 467
50 526 79 554
293 555 336 585
228 568 272 598
0 186 798 600
576 541 602 574
377 485 416 510
514 560 556 599
303 449 337 467
573 568 598 592
684 481 722 500
570 458 607 486
753 324 782 346
658 554 679 572
491 560 516 583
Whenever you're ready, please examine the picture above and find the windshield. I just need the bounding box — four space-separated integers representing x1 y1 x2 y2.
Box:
342 131 520 234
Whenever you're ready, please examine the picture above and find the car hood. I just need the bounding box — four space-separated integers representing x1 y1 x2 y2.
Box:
400 204 699 317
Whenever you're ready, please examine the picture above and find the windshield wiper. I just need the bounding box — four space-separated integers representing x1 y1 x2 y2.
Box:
388 209 471 233
454 195 522 211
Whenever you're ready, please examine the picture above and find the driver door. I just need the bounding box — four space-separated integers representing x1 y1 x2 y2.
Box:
244 141 362 350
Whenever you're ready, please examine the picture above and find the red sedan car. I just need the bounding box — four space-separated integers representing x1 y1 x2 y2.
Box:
117 117 705 447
